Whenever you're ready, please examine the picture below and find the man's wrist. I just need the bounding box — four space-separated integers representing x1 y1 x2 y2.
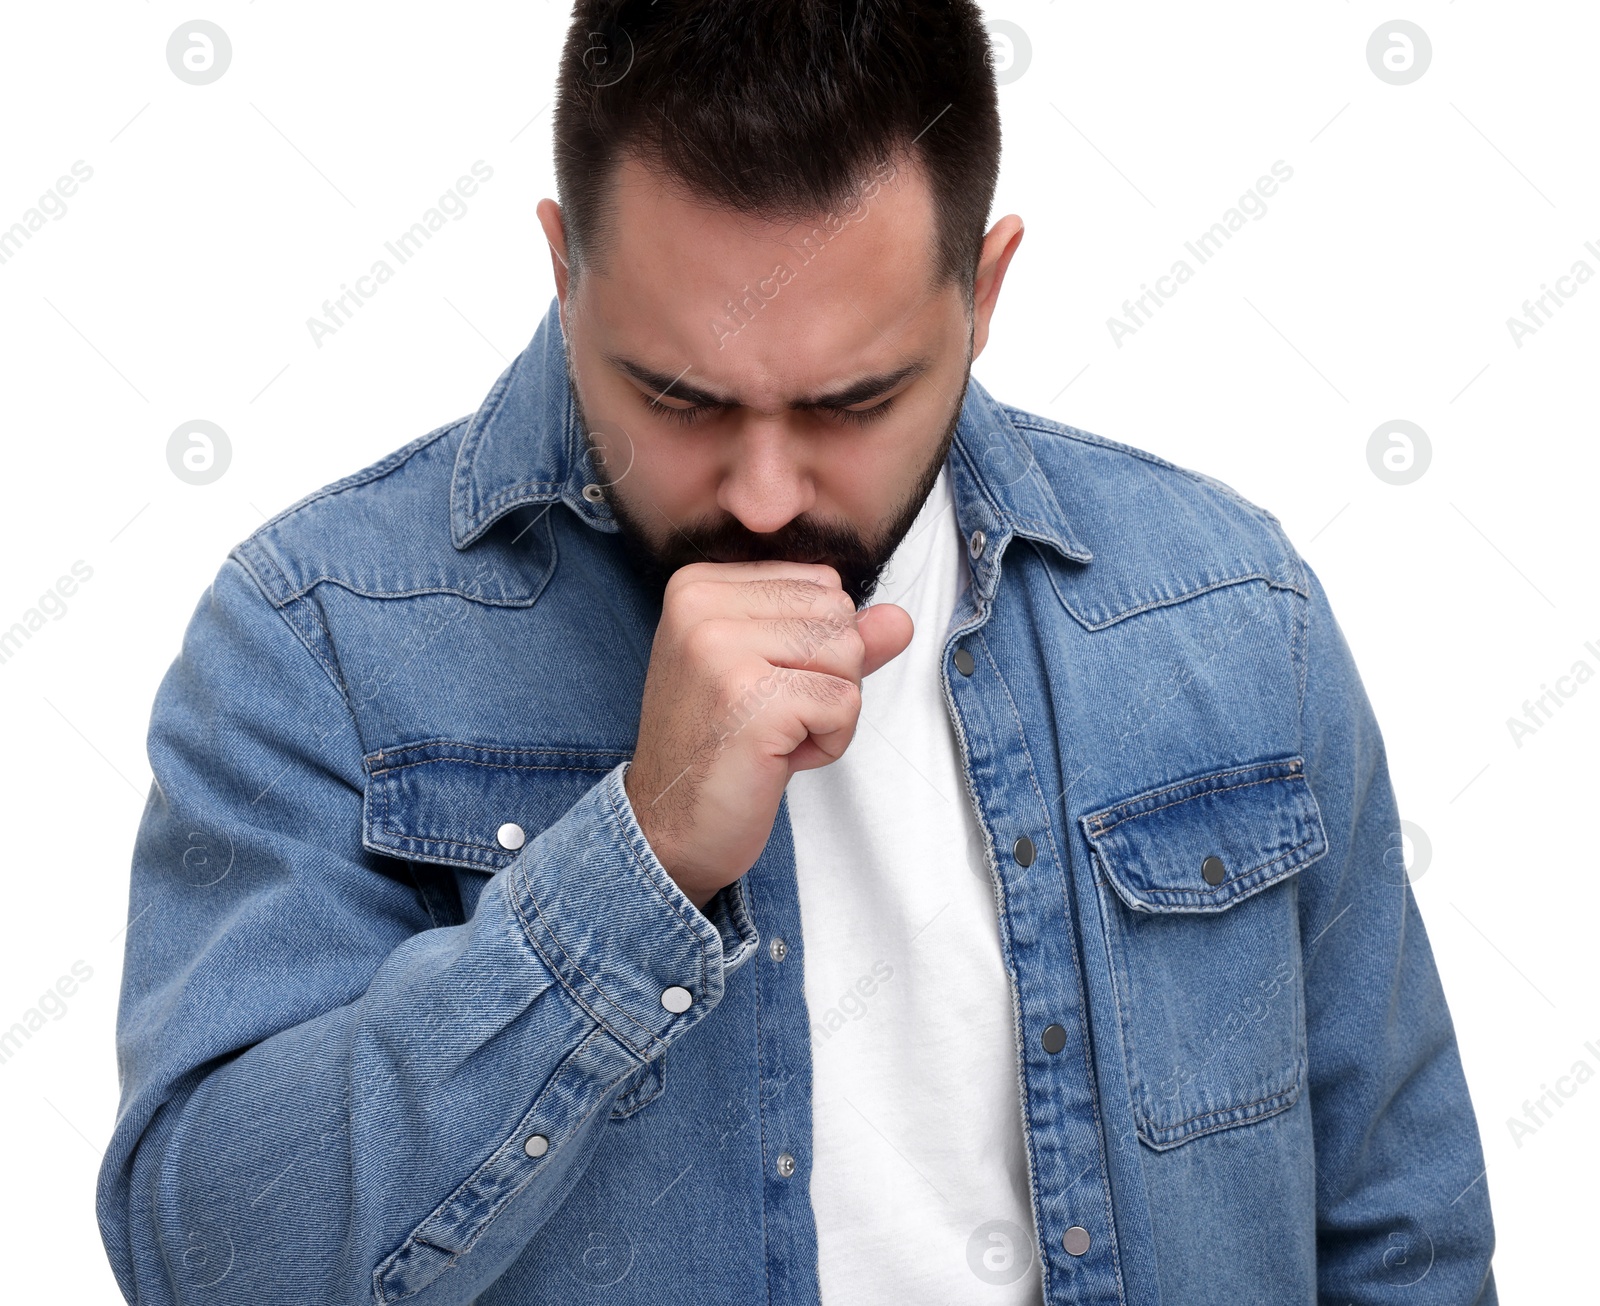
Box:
622 760 713 911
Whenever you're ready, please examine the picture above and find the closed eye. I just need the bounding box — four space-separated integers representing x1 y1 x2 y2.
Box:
638 392 900 427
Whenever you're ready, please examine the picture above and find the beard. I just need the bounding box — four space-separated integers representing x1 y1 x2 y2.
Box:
565 343 970 610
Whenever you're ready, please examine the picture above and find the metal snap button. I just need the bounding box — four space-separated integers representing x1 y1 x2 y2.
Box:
968 529 986 559
776 1152 796 1178
1202 855 1227 886
582 482 606 503
768 936 788 962
1013 835 1036 867
497 822 526 851
524 1133 549 1158
661 985 693 1013
953 647 976 676
1041 1023 1067 1054
1062 1226 1091 1256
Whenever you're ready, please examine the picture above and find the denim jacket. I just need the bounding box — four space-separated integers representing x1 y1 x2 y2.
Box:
97 295 1496 1305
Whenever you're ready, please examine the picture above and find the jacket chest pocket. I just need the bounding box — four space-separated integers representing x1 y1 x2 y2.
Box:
361 739 666 1120
1080 756 1327 1150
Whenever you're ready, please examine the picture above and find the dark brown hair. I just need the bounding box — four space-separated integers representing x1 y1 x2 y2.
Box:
551 0 1001 309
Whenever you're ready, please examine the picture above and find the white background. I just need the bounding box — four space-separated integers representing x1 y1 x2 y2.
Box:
1 2 1594 1300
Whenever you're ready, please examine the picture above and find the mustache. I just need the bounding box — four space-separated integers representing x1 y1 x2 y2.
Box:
678 515 874 567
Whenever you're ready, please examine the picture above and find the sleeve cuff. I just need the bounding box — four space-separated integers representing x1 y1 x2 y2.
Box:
508 760 760 1060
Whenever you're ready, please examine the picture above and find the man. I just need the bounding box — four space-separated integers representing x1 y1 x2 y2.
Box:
97 2 1496 1303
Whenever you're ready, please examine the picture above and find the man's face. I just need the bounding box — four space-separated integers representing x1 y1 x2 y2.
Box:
541 152 981 608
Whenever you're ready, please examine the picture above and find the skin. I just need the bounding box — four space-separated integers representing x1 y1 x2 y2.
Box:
535 149 1024 910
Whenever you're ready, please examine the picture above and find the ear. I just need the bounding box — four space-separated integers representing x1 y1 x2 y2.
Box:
536 198 572 314
970 214 1024 362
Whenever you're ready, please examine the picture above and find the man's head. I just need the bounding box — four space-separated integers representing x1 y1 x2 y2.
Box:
538 0 1022 606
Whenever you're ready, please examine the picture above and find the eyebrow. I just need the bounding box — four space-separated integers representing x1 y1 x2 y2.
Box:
603 352 932 410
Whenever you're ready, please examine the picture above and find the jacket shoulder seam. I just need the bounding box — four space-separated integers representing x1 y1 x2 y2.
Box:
223 554 366 752
1006 406 1310 597
241 417 468 549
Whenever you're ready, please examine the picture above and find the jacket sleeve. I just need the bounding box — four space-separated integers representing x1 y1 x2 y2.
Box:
95 555 759 1305
1294 559 1497 1302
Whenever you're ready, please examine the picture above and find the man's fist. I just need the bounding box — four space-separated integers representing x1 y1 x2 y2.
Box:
623 560 914 910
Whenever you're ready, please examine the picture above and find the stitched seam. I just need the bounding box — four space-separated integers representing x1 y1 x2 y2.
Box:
367 754 634 862
375 1021 613 1300
610 1055 666 1117
1250 491 1310 598
1013 412 1277 527
1101 878 1171 1150
478 482 565 512
289 597 351 704
276 596 348 704
454 363 517 525
228 559 368 760
254 419 464 543
373 786 511 861
1006 414 1190 475
375 744 629 761
1006 413 1083 555
508 856 668 1061
373 763 621 851
1008 414 1306 574
943 619 1057 1303
505 769 707 1056
1139 1081 1299 1139
230 537 288 608
951 434 1011 538
378 840 503 868
278 521 549 606
370 756 624 779
1084 759 1296 826
1063 574 1300 633
973 635 1068 885
602 768 711 981
1139 1030 1299 1133
1126 833 1318 903
272 577 549 606
1288 878 1309 1094
973 632 1128 1304
719 877 760 969
1153 1078 1300 1132
613 1061 657 1111
1079 881 1128 1296
756 888 775 1306
1294 573 1311 725
375 1022 635 1303
1090 772 1300 835
384 836 500 859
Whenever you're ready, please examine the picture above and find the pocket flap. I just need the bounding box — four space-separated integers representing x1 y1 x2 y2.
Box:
363 740 630 871
1081 756 1327 914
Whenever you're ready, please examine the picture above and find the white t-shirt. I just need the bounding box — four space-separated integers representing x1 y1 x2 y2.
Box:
785 464 1043 1302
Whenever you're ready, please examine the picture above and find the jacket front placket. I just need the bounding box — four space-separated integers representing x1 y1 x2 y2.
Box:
935 431 1131 1306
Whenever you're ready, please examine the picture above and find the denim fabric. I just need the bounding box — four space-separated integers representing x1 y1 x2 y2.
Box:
97 294 1496 1305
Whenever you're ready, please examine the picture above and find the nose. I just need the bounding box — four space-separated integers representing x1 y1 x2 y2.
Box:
715 417 816 535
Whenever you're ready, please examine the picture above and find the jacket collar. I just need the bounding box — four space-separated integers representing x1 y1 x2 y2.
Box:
450 296 1093 591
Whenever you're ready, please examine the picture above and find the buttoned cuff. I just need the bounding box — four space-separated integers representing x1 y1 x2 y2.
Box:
508 760 759 1061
